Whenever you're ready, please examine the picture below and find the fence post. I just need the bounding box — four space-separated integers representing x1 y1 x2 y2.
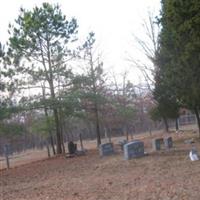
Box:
4 144 10 169
79 133 84 151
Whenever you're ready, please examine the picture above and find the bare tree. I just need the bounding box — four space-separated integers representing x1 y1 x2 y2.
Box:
127 11 160 91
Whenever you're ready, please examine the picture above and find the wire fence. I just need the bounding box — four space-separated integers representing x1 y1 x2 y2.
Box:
179 114 196 126
0 114 199 170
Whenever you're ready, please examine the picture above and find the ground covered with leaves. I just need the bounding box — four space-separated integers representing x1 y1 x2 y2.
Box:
1 131 200 200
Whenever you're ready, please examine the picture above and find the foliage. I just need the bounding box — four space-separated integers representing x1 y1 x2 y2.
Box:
73 32 107 145
0 122 25 138
149 106 162 121
155 0 200 132
153 64 180 121
157 0 200 109
7 3 81 153
30 115 55 138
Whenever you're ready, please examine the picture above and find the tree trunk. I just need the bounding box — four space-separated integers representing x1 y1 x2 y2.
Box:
87 121 93 140
53 108 62 154
149 127 152 136
59 109 66 154
175 118 179 131
94 101 101 146
79 133 84 151
43 89 56 155
46 38 63 154
124 126 129 141
46 142 51 158
89 50 101 147
163 117 169 132
5 155 10 169
49 136 56 155
48 80 62 154
194 107 200 136
108 127 112 143
130 131 134 140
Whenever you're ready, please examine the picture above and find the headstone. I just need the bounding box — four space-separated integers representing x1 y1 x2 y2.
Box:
99 143 114 156
152 138 163 151
68 141 77 154
124 140 144 160
189 147 199 161
164 137 173 149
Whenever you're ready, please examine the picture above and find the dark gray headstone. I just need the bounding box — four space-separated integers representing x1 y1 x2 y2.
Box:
152 138 163 151
99 143 114 156
68 141 77 154
124 140 144 160
164 137 173 149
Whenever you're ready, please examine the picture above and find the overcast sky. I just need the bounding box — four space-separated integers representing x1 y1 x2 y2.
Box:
0 0 161 84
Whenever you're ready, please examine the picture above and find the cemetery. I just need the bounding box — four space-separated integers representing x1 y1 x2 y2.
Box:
1 130 200 200
1 1 200 200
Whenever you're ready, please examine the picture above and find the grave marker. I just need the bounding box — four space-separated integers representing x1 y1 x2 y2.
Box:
124 140 144 160
164 137 173 149
152 138 163 151
99 143 114 156
68 141 77 155
189 147 199 161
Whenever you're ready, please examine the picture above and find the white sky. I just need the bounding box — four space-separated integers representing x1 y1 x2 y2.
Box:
0 0 161 84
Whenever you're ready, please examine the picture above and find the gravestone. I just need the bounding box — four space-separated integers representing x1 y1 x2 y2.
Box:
99 143 114 156
164 137 173 149
189 147 199 161
124 140 144 160
68 141 77 154
152 138 163 151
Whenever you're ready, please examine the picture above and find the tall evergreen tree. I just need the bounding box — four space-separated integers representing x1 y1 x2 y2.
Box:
80 33 106 146
157 0 200 134
7 3 80 153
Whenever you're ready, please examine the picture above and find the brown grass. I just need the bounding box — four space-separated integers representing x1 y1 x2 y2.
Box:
1 130 200 200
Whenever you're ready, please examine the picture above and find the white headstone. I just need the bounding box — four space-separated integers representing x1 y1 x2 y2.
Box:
189 148 199 161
